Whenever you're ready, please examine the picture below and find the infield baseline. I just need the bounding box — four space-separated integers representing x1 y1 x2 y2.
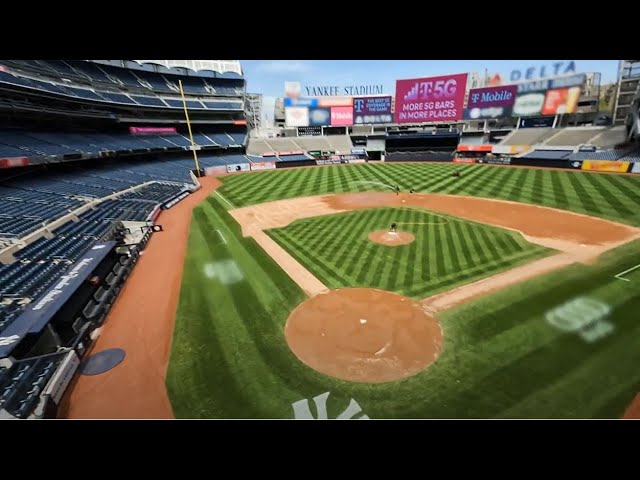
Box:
614 263 640 282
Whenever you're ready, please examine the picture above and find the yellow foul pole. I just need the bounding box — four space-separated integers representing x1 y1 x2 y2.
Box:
178 79 201 177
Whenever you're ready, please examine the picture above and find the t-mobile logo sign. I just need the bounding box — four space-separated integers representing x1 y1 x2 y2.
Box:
404 79 458 101
354 98 365 113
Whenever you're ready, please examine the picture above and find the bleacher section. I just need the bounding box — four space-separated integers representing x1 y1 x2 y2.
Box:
0 352 67 419
247 135 353 155
0 60 245 113
501 128 555 145
0 128 247 161
588 126 628 148
544 128 604 147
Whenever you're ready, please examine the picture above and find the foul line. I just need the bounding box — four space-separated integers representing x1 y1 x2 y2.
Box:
215 191 236 210
614 263 640 282
216 229 227 245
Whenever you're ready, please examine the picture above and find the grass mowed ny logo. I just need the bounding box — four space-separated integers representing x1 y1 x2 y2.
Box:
292 392 369 420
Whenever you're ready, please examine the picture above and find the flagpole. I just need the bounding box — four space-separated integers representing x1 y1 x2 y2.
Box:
178 79 201 177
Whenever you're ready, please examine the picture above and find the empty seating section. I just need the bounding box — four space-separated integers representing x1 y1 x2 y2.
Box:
565 149 631 161
0 61 247 116
0 302 22 333
120 182 186 204
99 92 135 104
163 99 204 109
589 127 627 148
0 261 69 299
228 132 247 145
0 128 247 159
501 128 554 146
247 139 271 155
202 101 243 110
180 78 209 95
247 136 353 155
278 154 309 162
0 353 66 419
134 71 175 93
544 129 602 146
130 95 167 107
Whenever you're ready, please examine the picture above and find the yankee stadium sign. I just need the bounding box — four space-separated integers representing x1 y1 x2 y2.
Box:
304 85 384 96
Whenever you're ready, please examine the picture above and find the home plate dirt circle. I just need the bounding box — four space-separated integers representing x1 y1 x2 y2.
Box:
284 288 443 383
368 230 415 246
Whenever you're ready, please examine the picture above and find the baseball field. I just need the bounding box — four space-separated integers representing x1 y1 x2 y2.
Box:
165 162 640 419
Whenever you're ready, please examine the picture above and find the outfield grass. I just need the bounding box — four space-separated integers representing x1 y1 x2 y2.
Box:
267 207 551 299
218 163 640 226
167 193 640 418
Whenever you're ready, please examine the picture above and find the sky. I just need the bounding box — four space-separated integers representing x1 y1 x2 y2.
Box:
240 60 620 125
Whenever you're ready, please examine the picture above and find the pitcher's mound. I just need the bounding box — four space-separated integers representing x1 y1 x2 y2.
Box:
284 288 442 383
368 230 415 246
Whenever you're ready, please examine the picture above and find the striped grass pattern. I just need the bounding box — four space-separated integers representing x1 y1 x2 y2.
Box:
267 207 551 299
218 163 640 226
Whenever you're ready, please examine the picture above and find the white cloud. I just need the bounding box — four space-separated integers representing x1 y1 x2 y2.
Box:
257 60 313 74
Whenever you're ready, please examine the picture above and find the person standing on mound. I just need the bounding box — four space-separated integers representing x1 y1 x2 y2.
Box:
390 222 398 233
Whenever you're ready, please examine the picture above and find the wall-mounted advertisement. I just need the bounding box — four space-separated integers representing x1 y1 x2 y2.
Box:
330 106 353 126
285 107 310 127
226 163 251 173
394 73 468 123
284 97 318 108
463 85 517 120
353 96 393 124
250 161 276 171
632 163 640 174
541 87 582 115
318 96 353 107
308 108 331 126
512 74 585 117
581 160 630 173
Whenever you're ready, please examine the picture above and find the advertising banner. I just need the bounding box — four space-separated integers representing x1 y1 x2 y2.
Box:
351 147 367 155
463 85 517 120
204 165 227 176
491 145 531 155
633 163 640 174
0 157 29 168
513 74 585 117
513 90 546 117
129 126 177 134
477 157 512 165
453 158 477 163
284 97 318 108
308 107 331 126
318 96 353 107
250 161 276 171
353 96 393 124
581 160 630 173
457 144 493 152
330 106 354 126
541 87 582 115
285 107 310 127
226 163 251 173
394 73 468 123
